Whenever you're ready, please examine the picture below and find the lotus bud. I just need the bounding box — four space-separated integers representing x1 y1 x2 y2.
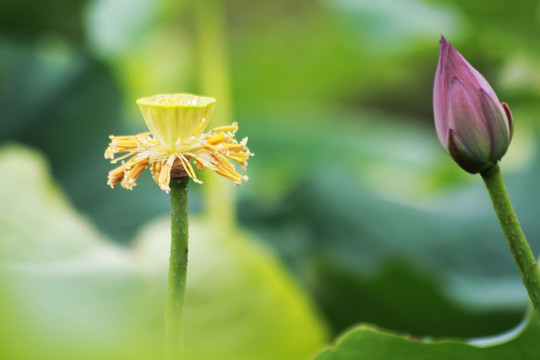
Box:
433 36 513 173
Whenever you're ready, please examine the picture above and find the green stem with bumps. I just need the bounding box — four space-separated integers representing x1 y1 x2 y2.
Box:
165 176 189 359
481 164 540 317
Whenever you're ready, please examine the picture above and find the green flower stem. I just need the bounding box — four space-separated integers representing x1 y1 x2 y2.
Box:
480 164 540 316
165 176 189 359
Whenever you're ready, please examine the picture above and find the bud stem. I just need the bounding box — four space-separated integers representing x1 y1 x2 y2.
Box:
480 164 540 317
165 176 190 359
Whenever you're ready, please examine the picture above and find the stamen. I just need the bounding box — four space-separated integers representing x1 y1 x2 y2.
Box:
224 144 245 151
110 151 137 164
107 166 127 189
158 155 176 193
210 122 238 133
227 154 249 163
202 143 219 152
194 160 205 170
178 155 202 184
216 157 235 171
190 118 207 136
151 162 162 183
207 133 227 145
104 148 116 159
214 158 240 177
215 168 242 184
121 157 149 190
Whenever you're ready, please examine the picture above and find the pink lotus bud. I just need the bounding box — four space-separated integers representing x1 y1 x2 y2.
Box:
433 36 513 173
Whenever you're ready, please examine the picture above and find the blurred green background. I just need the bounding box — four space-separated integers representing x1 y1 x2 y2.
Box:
2 0 540 359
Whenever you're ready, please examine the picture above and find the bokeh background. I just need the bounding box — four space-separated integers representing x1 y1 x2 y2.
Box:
2 0 540 359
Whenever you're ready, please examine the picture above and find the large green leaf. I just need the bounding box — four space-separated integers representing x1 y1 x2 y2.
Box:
0 144 327 360
315 313 540 360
